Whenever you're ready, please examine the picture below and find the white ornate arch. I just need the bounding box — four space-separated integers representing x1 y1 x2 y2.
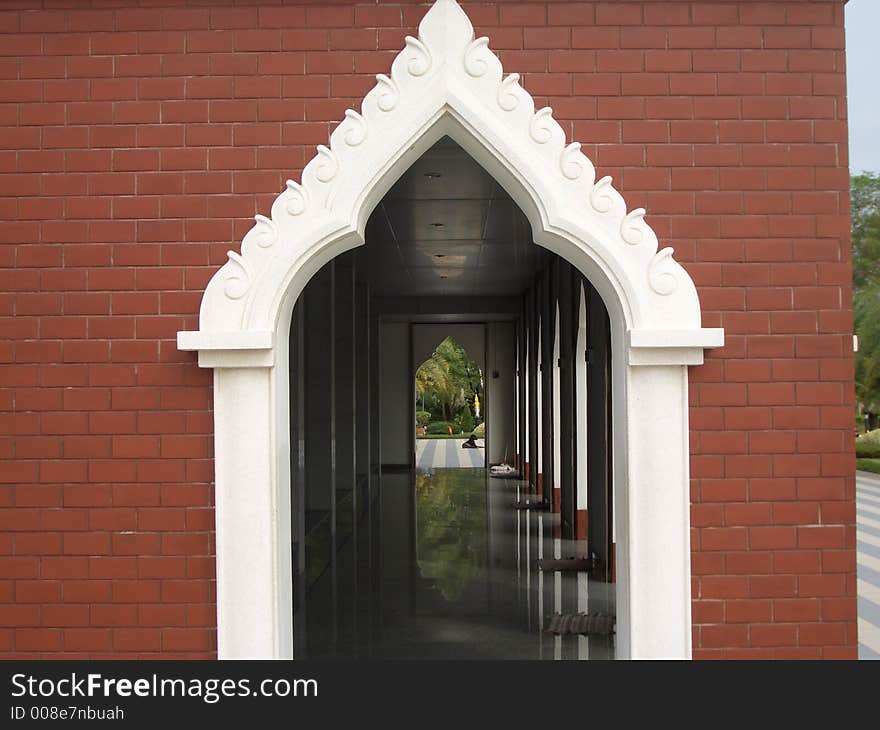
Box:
178 0 723 659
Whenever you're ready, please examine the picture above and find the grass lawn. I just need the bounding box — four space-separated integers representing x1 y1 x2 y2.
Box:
857 458 880 475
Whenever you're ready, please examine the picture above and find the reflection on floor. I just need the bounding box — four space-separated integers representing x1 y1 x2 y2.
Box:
415 438 485 469
298 468 615 659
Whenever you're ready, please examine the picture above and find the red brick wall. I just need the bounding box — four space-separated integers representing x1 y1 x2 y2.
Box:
0 0 855 658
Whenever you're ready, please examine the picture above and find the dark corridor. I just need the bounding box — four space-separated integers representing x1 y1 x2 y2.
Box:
288 137 616 660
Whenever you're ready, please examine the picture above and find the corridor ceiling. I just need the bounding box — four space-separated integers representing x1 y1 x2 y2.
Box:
358 137 549 297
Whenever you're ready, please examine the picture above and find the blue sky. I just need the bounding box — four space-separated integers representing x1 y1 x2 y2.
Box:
847 0 880 174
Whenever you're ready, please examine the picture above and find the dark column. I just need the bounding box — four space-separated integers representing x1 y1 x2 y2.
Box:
540 266 554 510
334 259 357 655
368 307 382 650
557 263 579 660
586 280 612 581
303 261 336 656
526 286 538 492
516 307 527 475
558 263 577 541
355 281 372 655
539 264 555 654
290 299 307 656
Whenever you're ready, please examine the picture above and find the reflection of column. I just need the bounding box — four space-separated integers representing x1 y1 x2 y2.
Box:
577 570 590 660
536 512 544 659
553 529 561 660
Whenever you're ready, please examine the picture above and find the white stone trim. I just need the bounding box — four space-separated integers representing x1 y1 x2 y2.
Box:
178 0 723 659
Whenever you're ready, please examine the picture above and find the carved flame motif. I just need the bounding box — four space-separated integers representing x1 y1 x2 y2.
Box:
529 107 555 144
620 209 647 246
374 74 399 112
315 145 339 184
343 110 367 147
285 180 308 216
251 215 278 249
560 143 584 181
463 37 491 77
497 73 521 112
590 176 615 214
404 36 432 77
223 251 253 301
648 248 679 296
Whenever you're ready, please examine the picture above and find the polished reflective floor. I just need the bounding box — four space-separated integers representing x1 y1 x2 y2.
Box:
297 468 615 659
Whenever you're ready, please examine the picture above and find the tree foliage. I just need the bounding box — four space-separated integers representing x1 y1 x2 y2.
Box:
853 173 880 409
415 337 483 429
852 173 880 292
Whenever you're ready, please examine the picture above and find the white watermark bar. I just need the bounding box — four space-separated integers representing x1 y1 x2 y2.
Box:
0 661 867 725
10 672 316 705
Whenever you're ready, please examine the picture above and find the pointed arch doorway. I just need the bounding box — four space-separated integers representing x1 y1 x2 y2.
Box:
178 0 723 659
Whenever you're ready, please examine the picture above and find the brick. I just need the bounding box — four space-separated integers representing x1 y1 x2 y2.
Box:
162 628 214 652
701 527 748 551
799 623 847 647
798 526 846 550
750 624 798 648
821 598 857 622
725 599 772 624
750 575 797 598
701 624 748 648
595 2 642 25
59 628 110 652
524 27 569 51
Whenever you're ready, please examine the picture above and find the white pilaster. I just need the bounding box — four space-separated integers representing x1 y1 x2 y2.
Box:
213 366 289 658
620 364 692 659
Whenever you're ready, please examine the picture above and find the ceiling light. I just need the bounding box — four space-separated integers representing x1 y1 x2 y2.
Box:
434 254 446 259
430 222 444 228
424 172 443 179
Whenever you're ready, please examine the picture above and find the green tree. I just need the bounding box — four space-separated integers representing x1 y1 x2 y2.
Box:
852 173 880 291
853 173 880 409
415 337 483 425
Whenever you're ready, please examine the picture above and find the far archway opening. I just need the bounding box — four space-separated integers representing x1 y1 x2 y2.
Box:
415 336 485 469
289 137 615 659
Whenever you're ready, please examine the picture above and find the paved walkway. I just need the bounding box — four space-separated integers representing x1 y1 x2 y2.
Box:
416 438 485 470
858 470 880 659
